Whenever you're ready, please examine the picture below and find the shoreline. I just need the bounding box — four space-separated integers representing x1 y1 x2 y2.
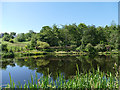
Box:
1 50 120 58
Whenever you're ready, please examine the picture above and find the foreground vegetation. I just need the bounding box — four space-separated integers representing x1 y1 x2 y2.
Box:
4 64 119 89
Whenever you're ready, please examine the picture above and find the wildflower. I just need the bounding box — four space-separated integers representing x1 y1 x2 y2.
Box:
114 62 117 66
38 79 40 82
113 67 114 69
24 59 27 61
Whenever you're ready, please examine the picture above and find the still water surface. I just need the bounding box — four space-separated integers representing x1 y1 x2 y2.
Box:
1 54 119 86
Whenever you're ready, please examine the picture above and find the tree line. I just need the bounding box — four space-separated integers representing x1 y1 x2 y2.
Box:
1 23 120 53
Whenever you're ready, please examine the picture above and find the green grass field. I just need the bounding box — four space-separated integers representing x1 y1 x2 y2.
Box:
2 40 30 47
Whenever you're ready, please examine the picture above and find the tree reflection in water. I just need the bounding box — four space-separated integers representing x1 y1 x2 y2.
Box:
1 54 118 80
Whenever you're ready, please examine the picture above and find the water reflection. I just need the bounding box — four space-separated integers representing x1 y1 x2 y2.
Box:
1 59 15 70
1 54 118 81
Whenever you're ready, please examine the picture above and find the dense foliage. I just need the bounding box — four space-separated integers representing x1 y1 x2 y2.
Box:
1 22 120 53
1 43 14 58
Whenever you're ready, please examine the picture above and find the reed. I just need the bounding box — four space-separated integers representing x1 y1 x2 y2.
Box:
5 66 119 89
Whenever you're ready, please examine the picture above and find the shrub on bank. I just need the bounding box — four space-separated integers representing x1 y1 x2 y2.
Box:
76 44 85 52
1 43 8 52
94 44 106 52
85 43 96 54
2 52 14 58
9 39 14 43
1 44 15 58
37 41 50 49
105 45 114 51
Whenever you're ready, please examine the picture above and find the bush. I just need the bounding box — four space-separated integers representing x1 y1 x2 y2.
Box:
9 39 14 43
15 33 26 42
9 48 14 53
30 37 37 48
37 41 50 49
94 44 106 52
76 44 85 52
1 43 8 52
44 48 54 52
70 45 77 51
85 43 96 54
1 47 14 58
70 45 77 48
2 35 10 41
26 43 31 49
105 45 114 51
25 43 34 50
2 52 14 58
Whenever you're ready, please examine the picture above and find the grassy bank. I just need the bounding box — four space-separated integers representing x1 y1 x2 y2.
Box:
4 65 119 89
2 40 29 48
1 40 120 58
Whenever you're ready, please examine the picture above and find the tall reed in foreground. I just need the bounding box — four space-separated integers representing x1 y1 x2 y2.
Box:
5 65 119 89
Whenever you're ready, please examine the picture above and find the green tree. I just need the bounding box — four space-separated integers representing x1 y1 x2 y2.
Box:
37 41 50 49
64 24 79 46
2 35 10 41
9 39 14 43
94 44 106 52
10 32 16 39
30 36 37 48
52 24 61 46
116 25 120 50
96 26 107 44
81 25 98 46
24 30 35 41
4 32 9 36
77 23 87 46
15 33 26 42
85 43 96 54
39 26 58 46
1 43 8 52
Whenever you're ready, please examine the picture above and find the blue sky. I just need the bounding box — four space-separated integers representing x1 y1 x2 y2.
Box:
2 2 118 34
